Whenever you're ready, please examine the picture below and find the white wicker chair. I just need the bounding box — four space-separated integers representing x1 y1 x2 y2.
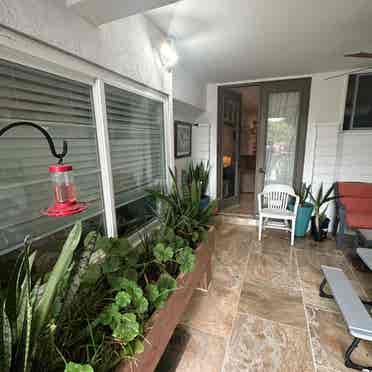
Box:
257 184 299 246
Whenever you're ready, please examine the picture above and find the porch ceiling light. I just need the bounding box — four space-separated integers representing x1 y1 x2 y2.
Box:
268 117 286 123
160 39 179 71
0 121 87 217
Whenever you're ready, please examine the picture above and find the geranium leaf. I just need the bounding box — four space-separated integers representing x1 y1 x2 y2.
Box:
115 291 131 308
65 362 94 372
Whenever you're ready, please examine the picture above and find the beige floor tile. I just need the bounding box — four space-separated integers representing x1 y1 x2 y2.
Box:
296 250 366 311
301 286 341 313
214 234 252 270
169 223 372 372
215 223 254 242
238 281 306 329
296 249 358 292
181 282 240 338
221 193 255 216
224 313 314 372
351 268 372 298
166 325 227 372
244 249 300 290
211 260 245 292
211 225 253 291
315 368 332 372
251 230 294 256
306 305 372 371
294 237 342 256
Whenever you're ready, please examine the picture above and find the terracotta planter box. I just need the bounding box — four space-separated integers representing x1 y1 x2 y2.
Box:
116 226 215 372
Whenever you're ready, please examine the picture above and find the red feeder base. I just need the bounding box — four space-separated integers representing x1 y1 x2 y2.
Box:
42 201 88 217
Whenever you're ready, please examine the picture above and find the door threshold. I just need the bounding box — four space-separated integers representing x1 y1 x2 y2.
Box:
219 210 256 218
214 213 258 226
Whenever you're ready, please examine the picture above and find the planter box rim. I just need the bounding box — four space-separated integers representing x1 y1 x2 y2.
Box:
116 225 215 372
147 225 214 321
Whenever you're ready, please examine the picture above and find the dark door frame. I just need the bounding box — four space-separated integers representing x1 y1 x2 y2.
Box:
217 77 312 213
217 87 242 209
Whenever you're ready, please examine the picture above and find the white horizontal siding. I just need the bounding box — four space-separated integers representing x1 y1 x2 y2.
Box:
338 132 372 182
311 123 372 185
312 123 339 188
311 122 372 227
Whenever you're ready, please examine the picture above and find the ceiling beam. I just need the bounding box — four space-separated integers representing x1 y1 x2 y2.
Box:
66 0 180 26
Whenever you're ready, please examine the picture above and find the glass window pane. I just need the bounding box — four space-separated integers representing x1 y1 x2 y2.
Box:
222 95 240 199
265 91 300 186
0 59 105 255
353 74 372 128
104 84 165 236
343 75 356 130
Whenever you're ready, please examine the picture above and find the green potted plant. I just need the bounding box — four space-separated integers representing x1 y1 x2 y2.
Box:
294 183 314 237
309 183 337 241
0 222 84 372
186 161 211 209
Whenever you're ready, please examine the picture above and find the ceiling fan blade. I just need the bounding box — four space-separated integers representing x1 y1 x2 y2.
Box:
325 66 372 80
344 52 372 58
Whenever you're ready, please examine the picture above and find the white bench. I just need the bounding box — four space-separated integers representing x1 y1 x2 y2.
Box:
320 265 372 371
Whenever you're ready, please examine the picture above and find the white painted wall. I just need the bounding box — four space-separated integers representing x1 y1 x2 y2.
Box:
0 0 170 93
173 99 209 187
0 0 206 110
305 72 372 223
304 71 372 185
173 63 206 111
0 0 208 187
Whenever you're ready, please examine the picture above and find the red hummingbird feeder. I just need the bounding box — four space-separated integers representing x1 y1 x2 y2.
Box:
43 164 87 217
0 121 88 218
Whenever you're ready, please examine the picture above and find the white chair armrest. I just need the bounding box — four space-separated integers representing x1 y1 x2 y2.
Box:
257 192 263 213
293 194 300 215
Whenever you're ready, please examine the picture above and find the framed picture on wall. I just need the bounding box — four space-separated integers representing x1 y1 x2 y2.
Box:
175 121 192 158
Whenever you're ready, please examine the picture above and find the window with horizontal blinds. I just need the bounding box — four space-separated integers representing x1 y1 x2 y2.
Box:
104 83 165 235
0 58 105 255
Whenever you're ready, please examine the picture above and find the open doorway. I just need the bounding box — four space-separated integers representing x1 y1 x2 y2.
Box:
217 78 311 218
220 86 259 216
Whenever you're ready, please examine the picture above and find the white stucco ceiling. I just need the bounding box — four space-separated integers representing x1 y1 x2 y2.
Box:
66 0 179 26
146 0 372 83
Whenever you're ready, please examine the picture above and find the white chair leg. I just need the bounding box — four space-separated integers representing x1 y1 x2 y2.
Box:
258 216 263 241
291 220 295 246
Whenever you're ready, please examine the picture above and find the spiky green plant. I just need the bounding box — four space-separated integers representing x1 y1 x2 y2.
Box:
147 168 215 247
296 182 312 207
0 222 82 372
59 231 98 322
309 183 338 232
186 161 211 197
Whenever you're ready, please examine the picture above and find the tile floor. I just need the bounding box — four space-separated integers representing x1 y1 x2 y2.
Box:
220 193 255 216
164 223 372 372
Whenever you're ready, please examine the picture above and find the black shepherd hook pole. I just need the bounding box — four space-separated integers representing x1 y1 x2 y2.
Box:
0 121 68 164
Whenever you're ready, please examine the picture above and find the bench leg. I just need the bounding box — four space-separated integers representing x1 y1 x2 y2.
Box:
345 337 372 371
319 278 334 299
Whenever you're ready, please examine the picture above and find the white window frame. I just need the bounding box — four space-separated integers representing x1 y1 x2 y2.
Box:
0 32 173 242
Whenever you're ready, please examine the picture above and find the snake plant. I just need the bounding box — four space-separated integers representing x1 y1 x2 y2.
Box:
186 161 211 197
309 183 338 232
0 222 82 372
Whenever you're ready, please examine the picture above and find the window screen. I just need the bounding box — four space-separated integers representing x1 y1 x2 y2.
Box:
0 59 104 255
104 84 165 235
